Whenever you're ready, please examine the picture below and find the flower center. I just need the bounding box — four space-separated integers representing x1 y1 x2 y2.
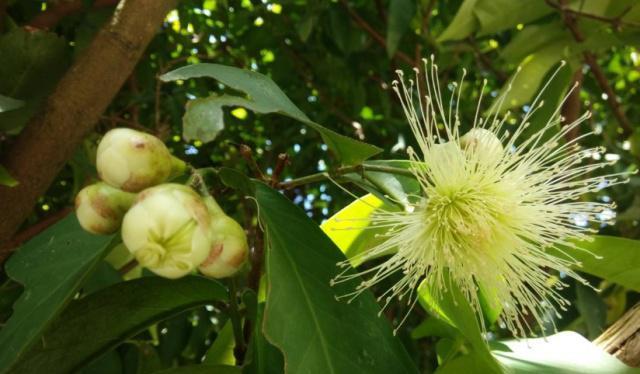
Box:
423 185 501 252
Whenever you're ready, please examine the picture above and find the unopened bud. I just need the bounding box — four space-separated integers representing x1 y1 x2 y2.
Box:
96 128 186 192
121 184 211 279
199 197 248 278
460 128 504 164
75 182 136 235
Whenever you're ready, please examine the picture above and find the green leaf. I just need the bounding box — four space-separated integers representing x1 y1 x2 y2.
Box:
160 64 381 165
473 0 552 36
552 236 640 292
437 0 479 42
418 278 502 374
11 276 228 374
0 94 23 113
202 322 235 366
438 0 552 42
151 365 242 374
575 283 606 340
493 41 576 112
0 28 70 133
243 303 284 374
321 193 391 266
0 215 114 372
182 94 266 143
0 165 18 187
347 160 420 206
255 183 418 374
386 0 415 57
492 331 637 373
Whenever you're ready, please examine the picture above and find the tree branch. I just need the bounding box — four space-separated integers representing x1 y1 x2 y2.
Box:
553 0 634 138
545 0 640 29
278 164 414 190
0 0 179 262
339 0 415 67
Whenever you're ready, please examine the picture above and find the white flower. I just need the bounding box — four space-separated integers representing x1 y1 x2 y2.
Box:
198 197 248 278
96 128 186 192
333 58 632 336
75 182 136 235
121 184 211 279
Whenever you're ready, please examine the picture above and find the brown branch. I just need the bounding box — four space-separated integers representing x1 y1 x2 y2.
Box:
118 258 139 275
238 144 266 181
594 303 640 367
270 153 290 187
546 1 640 29
554 0 634 138
0 0 179 263
561 69 583 141
27 0 120 29
339 0 415 66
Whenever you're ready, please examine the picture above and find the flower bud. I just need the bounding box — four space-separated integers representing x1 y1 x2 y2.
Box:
75 182 136 235
121 184 211 279
198 197 248 279
96 128 186 192
460 128 504 164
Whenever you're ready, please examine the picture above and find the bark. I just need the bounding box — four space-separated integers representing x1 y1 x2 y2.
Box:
0 0 179 262
594 303 640 367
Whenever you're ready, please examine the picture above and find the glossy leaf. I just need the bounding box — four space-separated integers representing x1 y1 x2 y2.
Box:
0 215 114 372
386 0 415 57
182 94 262 142
243 303 284 374
202 322 235 366
160 63 381 165
553 236 640 292
11 276 228 374
438 0 552 42
419 279 502 373
255 183 418 374
492 331 637 373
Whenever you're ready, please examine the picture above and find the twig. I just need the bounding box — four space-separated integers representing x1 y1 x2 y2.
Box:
339 0 415 66
238 145 266 181
554 0 634 138
118 259 139 275
545 0 640 29
278 164 414 190
561 69 584 142
270 153 290 187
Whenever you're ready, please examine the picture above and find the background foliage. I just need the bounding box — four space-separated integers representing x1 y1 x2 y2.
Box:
1 0 640 373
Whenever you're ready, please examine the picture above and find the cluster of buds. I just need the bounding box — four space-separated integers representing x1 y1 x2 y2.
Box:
76 128 248 279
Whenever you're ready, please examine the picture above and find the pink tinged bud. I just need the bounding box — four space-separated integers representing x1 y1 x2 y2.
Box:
96 128 186 192
75 182 136 235
199 214 248 279
121 184 212 279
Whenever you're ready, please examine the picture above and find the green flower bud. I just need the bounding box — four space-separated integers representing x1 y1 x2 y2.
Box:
121 184 211 279
75 182 136 235
96 128 186 192
198 197 248 279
